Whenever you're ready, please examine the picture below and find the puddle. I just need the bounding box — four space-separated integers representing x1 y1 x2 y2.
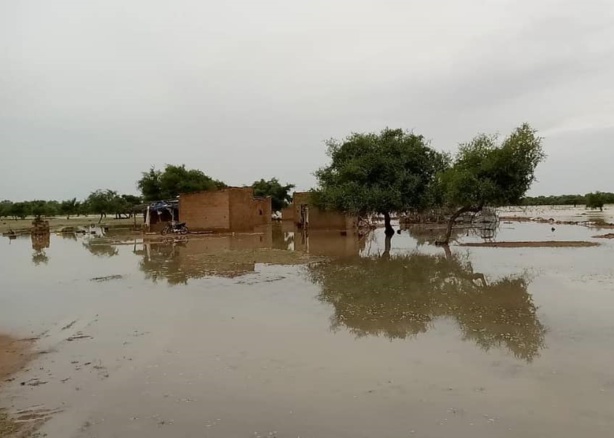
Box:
1 221 614 437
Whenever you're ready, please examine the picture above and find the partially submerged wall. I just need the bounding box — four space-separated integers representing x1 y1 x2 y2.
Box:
291 192 356 231
180 191 230 231
180 188 271 232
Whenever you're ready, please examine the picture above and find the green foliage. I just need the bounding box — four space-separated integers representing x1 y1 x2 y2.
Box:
441 123 545 208
60 198 80 218
9 202 29 219
585 192 606 211
314 128 449 215
137 165 226 201
30 200 58 219
86 190 123 220
251 178 295 211
522 194 587 206
0 200 13 218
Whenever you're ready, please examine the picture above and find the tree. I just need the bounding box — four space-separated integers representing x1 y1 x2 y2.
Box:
251 178 295 211
437 123 545 245
585 192 605 211
314 128 449 236
137 167 163 202
87 190 120 223
0 200 13 218
30 200 55 220
137 165 226 201
9 202 29 220
60 198 79 219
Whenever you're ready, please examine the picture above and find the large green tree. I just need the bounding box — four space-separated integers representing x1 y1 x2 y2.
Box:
251 178 295 211
585 192 605 211
437 123 545 244
137 165 226 201
314 128 449 236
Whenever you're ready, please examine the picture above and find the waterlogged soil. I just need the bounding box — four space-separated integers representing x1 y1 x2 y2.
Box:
0 335 35 437
1 223 614 437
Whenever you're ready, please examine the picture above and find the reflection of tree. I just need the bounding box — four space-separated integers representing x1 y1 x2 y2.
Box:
31 232 50 266
309 252 545 361
82 240 119 257
32 250 49 265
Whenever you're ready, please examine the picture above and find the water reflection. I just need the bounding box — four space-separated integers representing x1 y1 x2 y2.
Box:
31 232 50 266
136 235 274 284
82 240 119 257
309 251 546 361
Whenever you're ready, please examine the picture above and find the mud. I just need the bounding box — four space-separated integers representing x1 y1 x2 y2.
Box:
459 240 599 248
593 233 614 239
0 335 32 383
1 222 614 437
0 335 37 437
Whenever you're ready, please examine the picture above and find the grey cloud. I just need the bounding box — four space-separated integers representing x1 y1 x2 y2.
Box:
1 0 613 200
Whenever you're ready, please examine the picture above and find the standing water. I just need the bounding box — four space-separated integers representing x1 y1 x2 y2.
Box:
1 221 613 437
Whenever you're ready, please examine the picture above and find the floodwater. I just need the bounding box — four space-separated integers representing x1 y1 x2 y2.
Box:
1 220 614 437
499 204 614 223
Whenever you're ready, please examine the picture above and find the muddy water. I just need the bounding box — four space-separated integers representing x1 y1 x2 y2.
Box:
1 224 614 437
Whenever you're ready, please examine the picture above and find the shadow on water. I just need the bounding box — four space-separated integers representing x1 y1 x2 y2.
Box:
308 241 546 362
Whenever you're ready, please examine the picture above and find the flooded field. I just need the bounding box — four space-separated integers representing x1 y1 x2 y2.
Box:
1 219 614 437
499 204 614 224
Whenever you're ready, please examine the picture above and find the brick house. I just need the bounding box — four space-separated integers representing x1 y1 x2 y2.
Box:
179 187 271 232
285 192 356 231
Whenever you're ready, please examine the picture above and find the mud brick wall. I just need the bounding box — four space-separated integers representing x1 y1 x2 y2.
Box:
229 189 272 231
281 206 294 221
180 191 230 231
180 188 272 232
291 192 354 230
255 197 272 226
229 188 257 232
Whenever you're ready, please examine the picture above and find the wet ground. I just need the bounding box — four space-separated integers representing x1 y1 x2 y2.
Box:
1 219 614 437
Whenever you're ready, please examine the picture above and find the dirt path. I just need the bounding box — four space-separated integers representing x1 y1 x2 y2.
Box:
0 335 36 437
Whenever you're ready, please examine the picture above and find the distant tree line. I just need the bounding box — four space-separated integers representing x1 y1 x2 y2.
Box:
521 192 613 210
1 164 296 222
0 192 144 222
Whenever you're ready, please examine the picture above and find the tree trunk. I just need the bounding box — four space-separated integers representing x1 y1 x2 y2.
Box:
382 234 392 259
383 212 395 236
436 203 484 245
98 213 103 224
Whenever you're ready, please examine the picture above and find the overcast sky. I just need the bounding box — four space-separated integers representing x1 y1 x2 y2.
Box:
1 0 613 201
